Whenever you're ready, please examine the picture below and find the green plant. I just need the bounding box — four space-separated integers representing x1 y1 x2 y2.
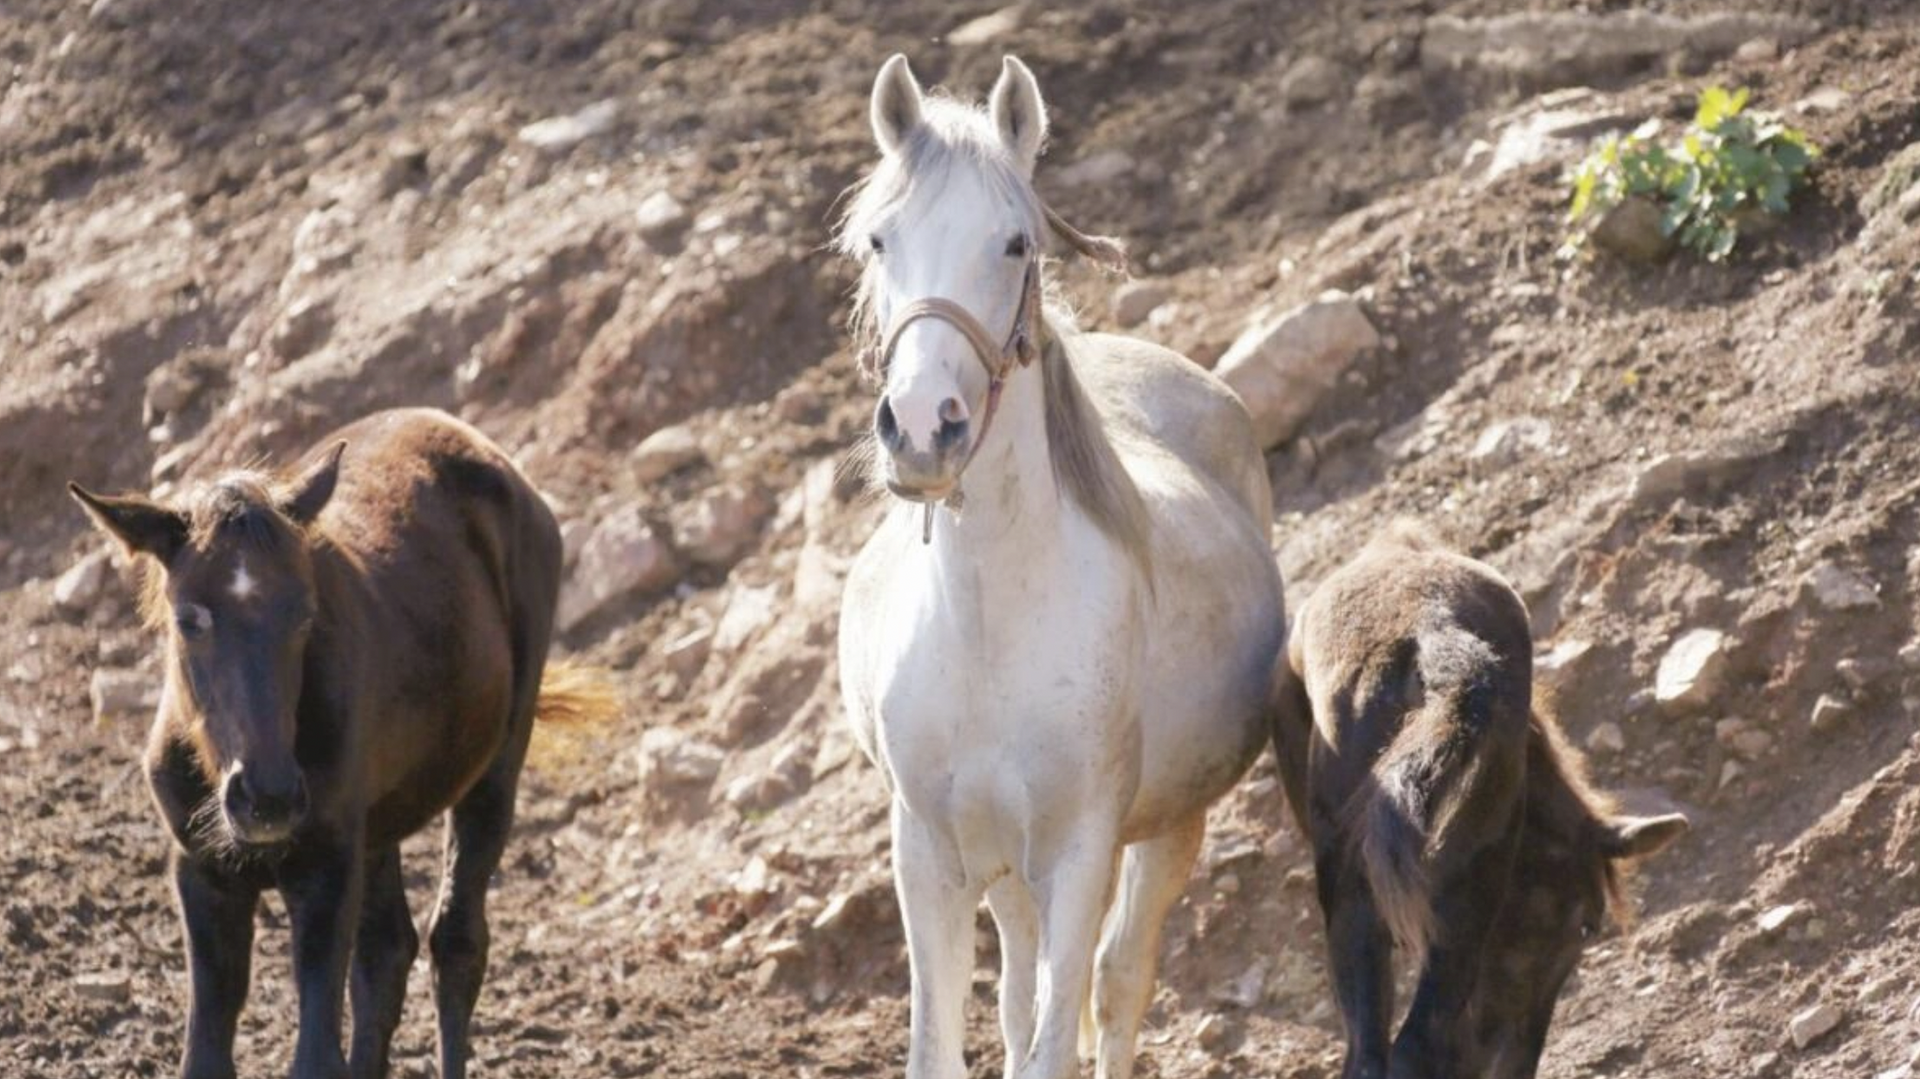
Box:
1565 86 1819 261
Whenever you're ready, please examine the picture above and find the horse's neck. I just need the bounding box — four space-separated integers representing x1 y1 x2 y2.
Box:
928 361 1059 561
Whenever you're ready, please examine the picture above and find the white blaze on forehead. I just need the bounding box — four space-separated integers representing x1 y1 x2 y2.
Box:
230 562 257 602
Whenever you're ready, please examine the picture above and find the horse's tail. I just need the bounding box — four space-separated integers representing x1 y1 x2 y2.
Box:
534 658 620 726
1349 623 1502 962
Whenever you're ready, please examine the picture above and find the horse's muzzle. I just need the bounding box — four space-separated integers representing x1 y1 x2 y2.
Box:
221 765 309 846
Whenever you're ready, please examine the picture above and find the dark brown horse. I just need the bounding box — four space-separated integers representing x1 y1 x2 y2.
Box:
70 408 612 1079
1270 523 1687 1079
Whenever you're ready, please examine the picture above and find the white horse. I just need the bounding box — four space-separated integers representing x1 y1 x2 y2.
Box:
836 55 1285 1079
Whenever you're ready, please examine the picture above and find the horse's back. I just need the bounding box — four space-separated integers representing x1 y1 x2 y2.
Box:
310 408 560 838
1075 332 1272 522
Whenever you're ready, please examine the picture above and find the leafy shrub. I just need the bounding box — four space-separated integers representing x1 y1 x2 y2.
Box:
1565 87 1819 261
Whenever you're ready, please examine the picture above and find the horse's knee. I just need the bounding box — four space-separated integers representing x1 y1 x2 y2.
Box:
428 910 489 975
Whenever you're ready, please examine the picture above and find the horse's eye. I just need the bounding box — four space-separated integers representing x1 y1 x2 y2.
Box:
869 235 885 255
175 605 211 640
1005 234 1029 258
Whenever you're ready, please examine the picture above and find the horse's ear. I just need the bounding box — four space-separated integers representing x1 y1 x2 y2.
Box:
1597 812 1690 860
871 53 924 156
279 440 345 525
69 483 187 563
990 55 1048 172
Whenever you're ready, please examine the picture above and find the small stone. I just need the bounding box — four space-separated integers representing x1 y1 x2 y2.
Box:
1802 562 1878 611
52 550 112 615
1787 1002 1842 1049
556 507 680 631
1715 719 1773 761
1757 904 1799 934
1835 657 1881 691
946 4 1023 46
712 583 780 654
1592 196 1675 262
662 627 713 683
1537 638 1594 675
1655 628 1731 716
72 971 132 1003
634 190 690 246
1794 87 1851 115
1873 1065 1911 1079
1194 1012 1232 1053
1110 280 1171 328
773 385 825 424
1809 694 1852 732
672 486 771 568
1469 417 1553 467
1054 150 1135 188
144 362 205 415
1901 640 1920 671
1586 721 1626 755
635 727 724 788
632 425 704 483
89 669 155 721
270 295 334 361
723 768 797 813
1735 38 1779 63
1278 55 1345 107
518 99 620 152
1718 760 1745 789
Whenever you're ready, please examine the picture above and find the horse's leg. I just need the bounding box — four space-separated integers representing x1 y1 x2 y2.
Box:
893 799 978 1079
1091 815 1205 1079
348 844 417 1079
427 746 527 1079
1316 837 1394 1079
280 836 364 1079
1016 827 1120 1079
987 876 1040 1070
174 853 259 1079
1388 829 1519 1079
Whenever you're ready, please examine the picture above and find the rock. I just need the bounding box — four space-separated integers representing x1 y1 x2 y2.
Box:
287 205 359 286
1654 628 1731 716
270 295 334 361
52 550 112 615
72 971 132 1003
89 669 155 721
1211 958 1269 1009
1628 435 1782 508
631 425 704 483
1864 142 1920 220
1278 55 1345 107
144 361 205 415
634 190 690 246
1715 719 1773 761
662 627 713 683
1466 91 1637 183
773 385 825 424
1586 721 1626 755
1215 290 1380 449
1537 638 1594 677
1835 657 1882 691
1801 562 1878 611
946 4 1023 46
1809 694 1852 732
1110 280 1170 328
713 583 780 654
1787 1002 1842 1049
1469 416 1553 467
724 769 795 812
1734 38 1780 63
1421 12 1819 81
1718 760 1745 789
1194 1012 1232 1053
557 507 680 631
1054 150 1135 188
673 486 771 568
1899 639 1920 671
635 727 724 789
1591 196 1675 262
517 99 620 152
376 139 429 198
1794 87 1851 115
1757 904 1800 934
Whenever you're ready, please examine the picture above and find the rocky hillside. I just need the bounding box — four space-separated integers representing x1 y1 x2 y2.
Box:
2 1 1917 1077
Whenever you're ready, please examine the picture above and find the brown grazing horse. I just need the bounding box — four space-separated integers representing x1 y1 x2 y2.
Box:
1270 523 1688 1079
70 408 611 1079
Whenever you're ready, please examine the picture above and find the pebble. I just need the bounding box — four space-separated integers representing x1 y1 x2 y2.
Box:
1757 904 1799 934
1655 628 1731 715
631 425 704 483
1788 1002 1842 1049
1194 1011 1232 1053
1809 694 1852 733
72 971 132 1003
1587 721 1626 755
52 549 112 615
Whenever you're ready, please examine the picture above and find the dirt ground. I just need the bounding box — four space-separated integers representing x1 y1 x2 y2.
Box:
3 1 1919 1077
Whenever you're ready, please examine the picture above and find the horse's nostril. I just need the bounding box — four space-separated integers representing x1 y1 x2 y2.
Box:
934 406 970 454
875 396 903 450
937 396 968 426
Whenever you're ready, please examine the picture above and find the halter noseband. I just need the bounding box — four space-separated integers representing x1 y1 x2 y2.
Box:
858 206 1127 544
